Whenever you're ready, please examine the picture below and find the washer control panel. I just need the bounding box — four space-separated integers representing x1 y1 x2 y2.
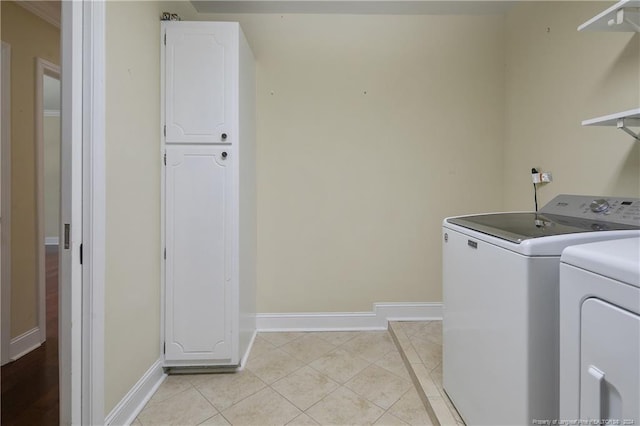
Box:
589 198 610 213
540 194 640 227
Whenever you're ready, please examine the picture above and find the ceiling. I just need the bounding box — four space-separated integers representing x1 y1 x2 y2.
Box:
15 0 60 28
14 0 513 23
190 0 517 15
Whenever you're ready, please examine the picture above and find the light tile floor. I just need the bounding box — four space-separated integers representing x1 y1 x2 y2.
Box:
388 321 463 426
136 330 434 425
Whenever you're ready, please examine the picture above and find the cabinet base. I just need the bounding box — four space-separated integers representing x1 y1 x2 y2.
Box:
164 365 240 375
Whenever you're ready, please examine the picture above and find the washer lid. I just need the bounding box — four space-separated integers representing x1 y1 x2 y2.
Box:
561 237 640 288
446 213 639 244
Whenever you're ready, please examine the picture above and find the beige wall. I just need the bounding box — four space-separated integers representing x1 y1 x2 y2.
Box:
504 2 640 210
104 0 197 414
44 114 60 240
103 0 640 413
104 3 504 411
1 1 59 337
196 12 506 312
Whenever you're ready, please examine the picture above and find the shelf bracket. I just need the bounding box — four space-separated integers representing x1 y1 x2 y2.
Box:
616 118 640 141
608 8 640 31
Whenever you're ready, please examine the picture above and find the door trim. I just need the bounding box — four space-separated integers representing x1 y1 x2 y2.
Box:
60 2 106 423
81 1 106 423
35 56 61 346
0 41 12 366
59 2 82 422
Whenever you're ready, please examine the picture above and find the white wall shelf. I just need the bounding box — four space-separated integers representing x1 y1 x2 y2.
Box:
579 2 639 141
578 0 640 32
582 108 640 141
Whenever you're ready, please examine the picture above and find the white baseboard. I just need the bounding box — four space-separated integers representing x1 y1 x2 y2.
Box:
237 329 257 371
257 302 442 332
105 359 166 426
102 303 440 424
45 237 59 246
9 327 42 360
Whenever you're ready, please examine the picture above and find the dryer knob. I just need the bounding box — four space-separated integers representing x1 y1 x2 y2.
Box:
590 199 610 213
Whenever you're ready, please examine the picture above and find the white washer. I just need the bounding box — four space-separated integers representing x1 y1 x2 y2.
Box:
442 194 640 426
559 237 640 424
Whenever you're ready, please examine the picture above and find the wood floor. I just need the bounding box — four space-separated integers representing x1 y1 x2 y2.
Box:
1 246 59 426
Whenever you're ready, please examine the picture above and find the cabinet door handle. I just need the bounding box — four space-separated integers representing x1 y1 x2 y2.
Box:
221 133 228 140
221 152 228 159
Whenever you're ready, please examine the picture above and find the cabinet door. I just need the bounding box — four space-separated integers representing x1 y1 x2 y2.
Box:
164 22 236 144
165 146 233 363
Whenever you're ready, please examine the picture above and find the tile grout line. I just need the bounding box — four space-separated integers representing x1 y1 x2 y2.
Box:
388 322 441 426
139 331 437 425
253 335 377 425
274 332 410 425
190 377 234 425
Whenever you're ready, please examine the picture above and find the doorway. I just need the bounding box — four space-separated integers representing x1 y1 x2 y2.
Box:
0 2 104 423
37 59 61 357
0 4 62 423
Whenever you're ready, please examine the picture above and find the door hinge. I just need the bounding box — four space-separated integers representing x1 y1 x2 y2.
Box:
80 243 83 265
163 152 166 166
164 248 166 259
163 125 166 137
163 342 166 354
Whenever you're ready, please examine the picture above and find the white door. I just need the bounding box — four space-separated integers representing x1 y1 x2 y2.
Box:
60 1 88 422
164 145 233 363
164 22 236 145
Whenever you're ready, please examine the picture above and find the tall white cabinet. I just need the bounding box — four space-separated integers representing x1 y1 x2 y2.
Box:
161 21 256 368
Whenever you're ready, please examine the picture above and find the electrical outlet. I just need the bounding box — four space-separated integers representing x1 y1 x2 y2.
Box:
531 168 540 183
531 168 553 184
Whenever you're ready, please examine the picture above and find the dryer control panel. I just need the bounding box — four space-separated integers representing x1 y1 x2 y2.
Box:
540 194 640 227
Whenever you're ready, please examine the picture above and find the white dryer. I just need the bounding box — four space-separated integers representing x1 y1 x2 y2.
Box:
443 194 640 426
559 237 640 424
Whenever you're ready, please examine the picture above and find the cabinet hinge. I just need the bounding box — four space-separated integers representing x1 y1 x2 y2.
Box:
164 33 166 45
79 243 83 265
164 248 166 259
163 152 166 166
163 125 166 137
163 342 166 354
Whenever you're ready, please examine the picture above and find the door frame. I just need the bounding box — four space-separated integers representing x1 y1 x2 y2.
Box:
81 1 106 423
0 3 105 422
0 41 12 367
35 57 61 347
59 1 105 424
